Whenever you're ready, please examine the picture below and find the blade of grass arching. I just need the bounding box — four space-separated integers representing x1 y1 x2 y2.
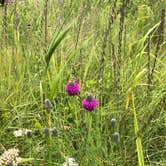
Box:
131 92 145 166
45 6 74 68
45 26 71 68
50 36 93 98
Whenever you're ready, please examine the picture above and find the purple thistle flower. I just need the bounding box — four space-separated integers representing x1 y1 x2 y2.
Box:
82 95 98 112
66 80 80 96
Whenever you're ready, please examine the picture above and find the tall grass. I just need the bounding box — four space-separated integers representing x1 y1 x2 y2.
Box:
0 0 165 165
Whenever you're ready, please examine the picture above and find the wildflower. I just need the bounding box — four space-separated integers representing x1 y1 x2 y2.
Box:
62 157 78 166
44 99 52 112
43 128 50 136
112 132 120 142
60 0 63 5
110 118 116 128
25 129 32 138
0 148 22 166
52 127 58 137
13 130 23 137
66 80 80 96
82 95 98 111
57 15 61 21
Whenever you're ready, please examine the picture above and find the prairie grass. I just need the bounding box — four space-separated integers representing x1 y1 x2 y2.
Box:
0 0 165 165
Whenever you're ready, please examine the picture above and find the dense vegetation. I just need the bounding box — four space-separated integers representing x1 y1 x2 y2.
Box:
0 0 165 165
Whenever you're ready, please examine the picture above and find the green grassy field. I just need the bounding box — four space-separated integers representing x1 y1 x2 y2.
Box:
0 0 165 165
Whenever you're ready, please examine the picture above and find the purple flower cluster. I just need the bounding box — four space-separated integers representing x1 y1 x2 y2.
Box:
66 80 80 96
66 80 98 112
82 96 98 112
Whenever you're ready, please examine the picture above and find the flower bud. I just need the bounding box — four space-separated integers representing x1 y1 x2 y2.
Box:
52 127 58 137
110 118 116 128
112 132 120 142
43 128 50 136
44 99 52 113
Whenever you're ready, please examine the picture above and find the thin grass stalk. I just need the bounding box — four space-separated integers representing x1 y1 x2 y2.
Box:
3 0 7 51
117 0 125 97
12 0 17 74
151 8 165 81
71 2 85 79
44 0 49 45
123 24 127 78
75 2 85 49
131 92 145 166
131 96 165 143
111 43 117 100
147 34 151 96
99 0 118 105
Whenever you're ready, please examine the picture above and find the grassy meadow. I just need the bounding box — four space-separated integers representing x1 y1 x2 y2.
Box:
0 0 165 165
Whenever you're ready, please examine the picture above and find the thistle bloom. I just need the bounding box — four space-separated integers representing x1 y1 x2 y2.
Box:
66 80 80 96
82 95 98 112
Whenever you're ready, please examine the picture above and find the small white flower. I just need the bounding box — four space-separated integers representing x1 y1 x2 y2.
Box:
0 148 22 166
62 157 78 166
13 130 23 137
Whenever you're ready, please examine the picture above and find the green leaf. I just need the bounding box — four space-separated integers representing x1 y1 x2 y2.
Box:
132 93 145 166
35 121 42 130
45 26 71 68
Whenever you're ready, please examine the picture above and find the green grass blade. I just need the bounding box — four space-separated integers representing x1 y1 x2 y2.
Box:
132 92 145 166
45 26 71 68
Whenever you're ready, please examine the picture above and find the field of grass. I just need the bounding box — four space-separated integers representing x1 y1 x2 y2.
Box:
0 0 165 165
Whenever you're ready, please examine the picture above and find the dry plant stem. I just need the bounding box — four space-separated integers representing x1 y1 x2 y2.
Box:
72 2 85 79
123 24 127 78
12 0 17 74
3 1 8 51
75 2 85 49
99 0 118 104
151 8 165 81
44 0 49 45
117 0 125 101
111 43 117 100
147 35 151 96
